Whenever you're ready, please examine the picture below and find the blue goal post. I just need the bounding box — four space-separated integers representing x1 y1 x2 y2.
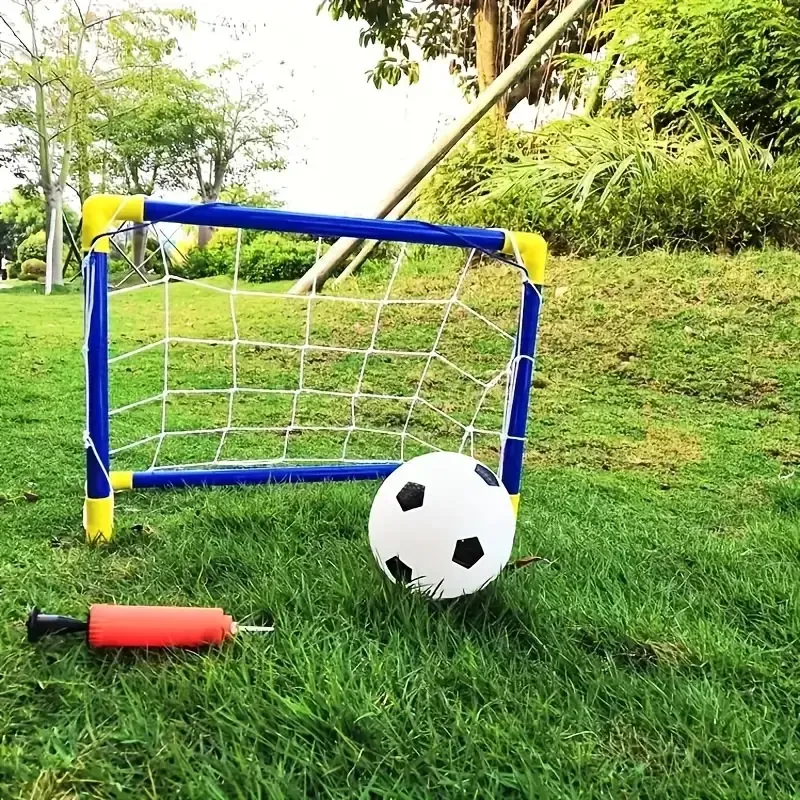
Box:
81 194 546 543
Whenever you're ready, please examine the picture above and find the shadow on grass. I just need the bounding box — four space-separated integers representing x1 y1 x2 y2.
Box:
345 568 552 658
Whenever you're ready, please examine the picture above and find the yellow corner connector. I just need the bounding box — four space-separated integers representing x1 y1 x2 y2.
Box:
82 194 145 253
502 231 547 285
509 493 520 515
110 471 133 491
84 494 114 545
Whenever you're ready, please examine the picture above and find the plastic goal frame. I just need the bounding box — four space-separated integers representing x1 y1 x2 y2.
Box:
81 194 547 543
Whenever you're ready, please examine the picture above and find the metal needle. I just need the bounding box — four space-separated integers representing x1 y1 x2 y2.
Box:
232 623 275 634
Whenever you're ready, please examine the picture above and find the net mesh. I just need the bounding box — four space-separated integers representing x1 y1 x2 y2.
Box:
90 218 532 481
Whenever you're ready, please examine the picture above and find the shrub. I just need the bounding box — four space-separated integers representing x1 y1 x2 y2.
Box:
173 229 318 283
17 231 47 264
21 258 47 278
423 116 800 255
175 228 247 279
238 234 319 283
599 0 800 148
6 261 18 279
420 125 538 228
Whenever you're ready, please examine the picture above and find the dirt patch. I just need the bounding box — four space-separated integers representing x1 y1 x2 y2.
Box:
624 425 703 471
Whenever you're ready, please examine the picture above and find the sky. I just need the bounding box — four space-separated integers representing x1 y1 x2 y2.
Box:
0 0 475 216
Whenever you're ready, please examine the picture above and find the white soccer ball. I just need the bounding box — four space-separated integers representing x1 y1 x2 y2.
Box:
368 451 516 600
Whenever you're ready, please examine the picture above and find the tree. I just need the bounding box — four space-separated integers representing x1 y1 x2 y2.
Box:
101 70 203 197
322 0 615 120
99 67 208 265
181 63 293 247
0 185 45 260
0 0 101 285
598 0 800 148
0 0 194 286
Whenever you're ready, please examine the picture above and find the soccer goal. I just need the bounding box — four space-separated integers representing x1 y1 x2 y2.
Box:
81 194 547 543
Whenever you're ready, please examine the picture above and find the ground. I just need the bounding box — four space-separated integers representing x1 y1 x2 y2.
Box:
0 249 799 798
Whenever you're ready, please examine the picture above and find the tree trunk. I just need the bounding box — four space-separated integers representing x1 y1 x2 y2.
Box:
198 214 216 249
474 0 506 121
132 226 148 268
76 134 92 204
46 188 64 287
198 183 221 248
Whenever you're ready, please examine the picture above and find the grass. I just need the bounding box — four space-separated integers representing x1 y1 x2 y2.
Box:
1 248 799 798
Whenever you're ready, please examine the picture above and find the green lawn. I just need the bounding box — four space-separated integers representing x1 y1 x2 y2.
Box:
0 250 799 798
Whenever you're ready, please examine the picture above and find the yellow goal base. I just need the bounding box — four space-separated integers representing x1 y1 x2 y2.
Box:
83 494 114 545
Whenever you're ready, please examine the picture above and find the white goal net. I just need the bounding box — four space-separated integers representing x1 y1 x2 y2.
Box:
100 223 530 483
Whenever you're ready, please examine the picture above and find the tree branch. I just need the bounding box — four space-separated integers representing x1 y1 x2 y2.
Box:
56 18 89 190
147 163 159 195
86 12 127 30
192 154 203 196
4 120 42 138
25 0 52 190
0 12 34 60
506 3 612 112
511 0 558 59
506 61 548 111
72 0 87 28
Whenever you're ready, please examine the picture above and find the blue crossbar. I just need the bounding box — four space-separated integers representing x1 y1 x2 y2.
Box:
143 199 507 253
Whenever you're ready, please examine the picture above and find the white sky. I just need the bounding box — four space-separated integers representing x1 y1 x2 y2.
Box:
0 0 474 215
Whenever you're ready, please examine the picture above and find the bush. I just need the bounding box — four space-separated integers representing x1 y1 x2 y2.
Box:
423 116 800 255
17 231 46 264
175 229 245 279
174 229 318 283
599 0 800 149
6 261 18 279
238 234 319 283
21 258 47 279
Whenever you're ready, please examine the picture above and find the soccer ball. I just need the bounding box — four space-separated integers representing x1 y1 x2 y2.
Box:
368 451 516 600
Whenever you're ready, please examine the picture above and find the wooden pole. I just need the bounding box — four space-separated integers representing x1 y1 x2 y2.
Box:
289 0 596 295
333 186 422 284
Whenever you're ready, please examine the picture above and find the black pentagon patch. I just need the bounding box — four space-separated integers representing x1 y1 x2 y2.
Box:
452 537 485 569
475 463 499 486
396 481 425 511
385 556 412 584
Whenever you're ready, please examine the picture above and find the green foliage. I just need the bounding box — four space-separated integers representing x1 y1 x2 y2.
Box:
100 66 210 196
20 258 47 278
16 231 47 264
425 117 800 255
182 61 294 203
219 185 282 208
0 2 196 198
420 125 536 217
599 0 800 148
177 229 317 282
0 187 45 260
237 234 319 283
322 1 608 109
6 262 19 279
178 229 236 279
